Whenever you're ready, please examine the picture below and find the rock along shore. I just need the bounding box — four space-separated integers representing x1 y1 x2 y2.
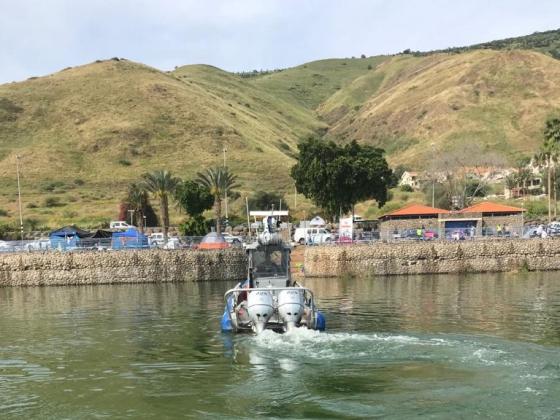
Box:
304 239 560 277
0 248 247 287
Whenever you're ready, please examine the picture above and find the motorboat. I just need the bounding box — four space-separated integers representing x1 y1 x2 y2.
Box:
221 214 326 334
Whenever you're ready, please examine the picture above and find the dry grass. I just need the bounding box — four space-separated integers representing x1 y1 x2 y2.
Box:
1 50 560 227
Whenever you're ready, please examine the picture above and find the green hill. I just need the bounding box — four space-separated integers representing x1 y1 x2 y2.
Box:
2 29 560 228
0 59 322 227
320 50 560 166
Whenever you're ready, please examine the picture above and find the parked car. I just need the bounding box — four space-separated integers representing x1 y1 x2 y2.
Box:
293 227 332 245
423 230 439 240
401 229 421 240
547 222 560 236
223 234 243 245
110 221 134 230
149 232 165 247
163 237 182 249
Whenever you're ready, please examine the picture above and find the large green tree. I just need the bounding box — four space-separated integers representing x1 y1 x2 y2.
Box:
142 170 180 242
291 137 392 219
174 180 214 236
196 167 239 234
175 180 214 217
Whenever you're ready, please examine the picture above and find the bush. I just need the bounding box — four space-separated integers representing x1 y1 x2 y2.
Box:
24 218 41 231
118 159 131 166
44 197 63 207
525 201 548 219
62 210 78 219
26 203 38 209
179 215 208 236
0 209 8 217
73 178 85 186
400 184 414 192
0 223 18 240
40 181 65 192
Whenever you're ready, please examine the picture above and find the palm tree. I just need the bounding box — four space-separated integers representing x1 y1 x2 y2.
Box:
533 150 551 221
126 182 149 234
142 170 180 242
196 167 239 234
537 119 560 222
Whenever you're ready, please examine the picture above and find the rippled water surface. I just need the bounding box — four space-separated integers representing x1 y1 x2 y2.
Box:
1 272 560 418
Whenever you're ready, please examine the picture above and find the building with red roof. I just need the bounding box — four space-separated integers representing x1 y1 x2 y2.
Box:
379 204 450 239
459 202 525 215
380 204 450 219
379 201 524 240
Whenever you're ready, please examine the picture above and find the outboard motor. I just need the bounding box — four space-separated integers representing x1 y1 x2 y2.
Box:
247 290 274 333
278 289 304 331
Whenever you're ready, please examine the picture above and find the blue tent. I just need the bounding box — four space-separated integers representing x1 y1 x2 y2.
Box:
111 228 149 249
49 225 92 250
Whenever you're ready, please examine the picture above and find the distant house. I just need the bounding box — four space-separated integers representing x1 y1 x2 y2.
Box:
399 171 421 189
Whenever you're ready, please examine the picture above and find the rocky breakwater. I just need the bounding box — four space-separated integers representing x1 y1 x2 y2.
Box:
304 239 560 277
0 248 247 287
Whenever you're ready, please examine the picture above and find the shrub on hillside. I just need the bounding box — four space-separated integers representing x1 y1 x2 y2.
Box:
525 201 548 219
40 181 65 192
400 185 414 192
44 197 63 207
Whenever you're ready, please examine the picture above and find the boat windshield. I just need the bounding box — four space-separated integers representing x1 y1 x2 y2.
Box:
251 245 289 278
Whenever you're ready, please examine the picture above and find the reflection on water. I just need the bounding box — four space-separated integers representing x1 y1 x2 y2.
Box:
0 272 559 418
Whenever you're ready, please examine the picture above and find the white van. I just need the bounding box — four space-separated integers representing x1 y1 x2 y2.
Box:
293 227 332 245
149 232 165 246
110 221 134 230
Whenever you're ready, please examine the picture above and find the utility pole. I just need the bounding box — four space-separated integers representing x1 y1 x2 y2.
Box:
223 146 228 223
16 155 24 245
127 209 135 225
431 143 436 207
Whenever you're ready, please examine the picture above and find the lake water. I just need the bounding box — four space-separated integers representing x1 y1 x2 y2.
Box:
1 273 560 419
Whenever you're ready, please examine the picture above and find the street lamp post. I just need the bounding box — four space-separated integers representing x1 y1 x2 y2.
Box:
223 146 228 224
16 155 24 245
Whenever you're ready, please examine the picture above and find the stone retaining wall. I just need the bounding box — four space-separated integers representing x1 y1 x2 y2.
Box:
304 239 560 277
0 249 247 287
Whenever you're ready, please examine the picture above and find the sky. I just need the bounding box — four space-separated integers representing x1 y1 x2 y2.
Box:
1 0 560 83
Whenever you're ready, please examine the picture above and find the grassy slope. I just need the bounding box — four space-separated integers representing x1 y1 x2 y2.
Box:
0 59 322 227
2 37 560 228
322 50 560 166
249 56 388 109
